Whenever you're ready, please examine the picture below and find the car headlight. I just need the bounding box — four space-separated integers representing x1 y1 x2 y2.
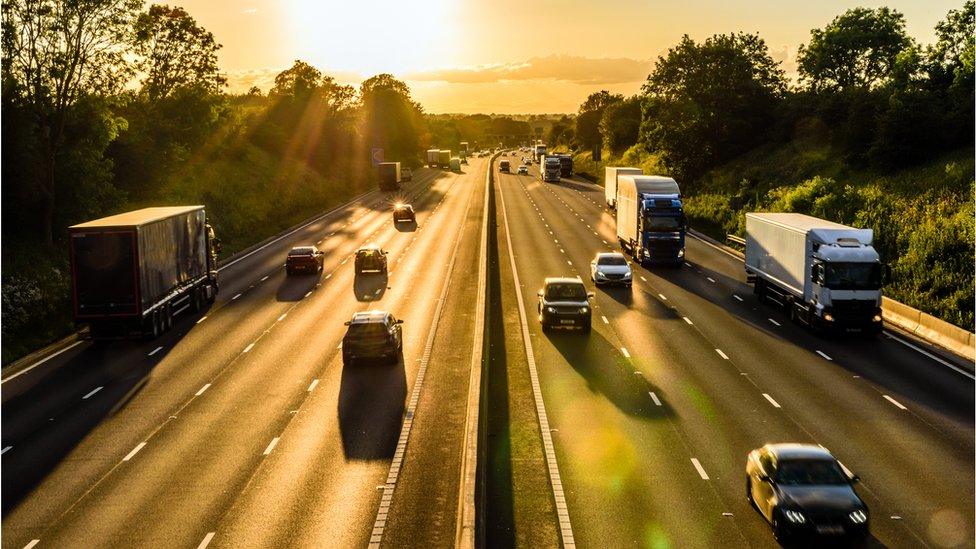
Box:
623 271 632 278
872 314 882 322
823 313 834 322
546 306 556 314
784 510 806 524
595 271 606 279
579 306 589 314
678 248 685 258
643 249 650 257
849 509 868 524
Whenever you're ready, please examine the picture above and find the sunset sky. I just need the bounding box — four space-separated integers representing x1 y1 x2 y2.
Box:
172 0 963 113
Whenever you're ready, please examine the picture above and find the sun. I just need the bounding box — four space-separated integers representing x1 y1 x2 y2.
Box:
283 0 458 76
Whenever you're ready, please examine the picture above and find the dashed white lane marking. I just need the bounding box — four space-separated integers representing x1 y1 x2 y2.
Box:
658 293 667 301
307 379 319 392
560 248 565 254
649 392 662 406
82 386 103 399
195 383 211 396
232 293 241 300
260 275 270 282
566 260 572 266
763 393 782 408
196 315 208 324
278 313 288 322
148 346 163 357
263 437 280 455
602 240 608 244
733 294 743 302
621 347 631 358
816 350 833 361
23 540 39 549
304 290 312 298
707 277 716 283
243 343 255 354
640 276 647 282
196 532 216 549
691 458 710 480
683 317 694 325
768 318 781 327
715 349 729 360
123 442 147 461
601 316 609 324
2 446 12 455
883 395 907 410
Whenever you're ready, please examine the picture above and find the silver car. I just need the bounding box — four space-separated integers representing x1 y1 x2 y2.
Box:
590 252 632 287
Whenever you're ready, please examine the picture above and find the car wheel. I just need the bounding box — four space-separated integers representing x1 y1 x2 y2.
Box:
286 267 293 276
541 322 550 333
582 321 591 333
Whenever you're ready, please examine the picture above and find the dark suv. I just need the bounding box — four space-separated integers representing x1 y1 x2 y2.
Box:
285 245 324 275
537 277 593 332
342 310 403 365
393 204 416 223
354 245 388 274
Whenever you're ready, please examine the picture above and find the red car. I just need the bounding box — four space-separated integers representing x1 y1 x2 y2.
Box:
286 245 324 275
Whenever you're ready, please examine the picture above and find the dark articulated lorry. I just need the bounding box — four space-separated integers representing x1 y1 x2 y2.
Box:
69 206 221 339
378 162 402 191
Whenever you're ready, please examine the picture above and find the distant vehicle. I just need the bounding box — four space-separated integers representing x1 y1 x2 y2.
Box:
517 165 529 175
354 245 388 275
426 149 439 168
393 204 415 223
533 143 547 161
342 310 404 365
460 156 468 165
401 167 413 181
537 277 593 332
450 157 462 172
499 160 511 173
286 245 324 275
604 166 643 209
438 149 452 168
590 252 632 287
555 153 573 177
460 141 469 153
746 443 868 543
377 162 401 191
745 213 887 335
616 175 686 266
69 206 221 339
541 155 561 182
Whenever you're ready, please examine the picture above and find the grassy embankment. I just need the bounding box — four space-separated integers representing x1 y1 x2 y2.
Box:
573 144 975 330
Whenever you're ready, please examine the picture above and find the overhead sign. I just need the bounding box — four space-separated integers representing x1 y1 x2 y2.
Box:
371 147 384 167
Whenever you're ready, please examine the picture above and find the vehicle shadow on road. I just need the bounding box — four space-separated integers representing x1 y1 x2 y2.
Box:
353 273 388 302
393 220 417 233
778 534 885 548
598 284 634 307
337 356 406 460
546 328 674 420
276 271 321 302
0 311 205 515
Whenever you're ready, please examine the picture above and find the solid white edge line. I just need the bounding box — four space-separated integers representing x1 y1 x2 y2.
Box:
884 332 975 380
763 393 782 408
123 442 147 461
496 167 576 548
307 379 319 392
691 458 710 480
262 437 280 455
1 340 86 384
82 386 103 399
815 350 832 361
715 349 729 360
195 383 211 396
883 395 908 410
196 532 216 549
648 392 662 406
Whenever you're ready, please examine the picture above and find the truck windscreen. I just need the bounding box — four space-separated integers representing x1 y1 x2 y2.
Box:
823 263 881 290
643 215 683 231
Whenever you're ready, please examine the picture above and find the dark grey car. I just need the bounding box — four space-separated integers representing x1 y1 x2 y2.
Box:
537 277 593 332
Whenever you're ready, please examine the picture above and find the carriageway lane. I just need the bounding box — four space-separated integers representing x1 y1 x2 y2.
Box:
4 163 480 545
533 167 974 547
496 166 756 548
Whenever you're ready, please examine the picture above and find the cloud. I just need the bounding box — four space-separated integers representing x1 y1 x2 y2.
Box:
406 55 652 85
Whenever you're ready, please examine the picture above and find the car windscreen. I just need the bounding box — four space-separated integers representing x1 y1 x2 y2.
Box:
597 256 627 266
775 459 848 485
346 323 388 338
545 283 586 300
289 248 313 256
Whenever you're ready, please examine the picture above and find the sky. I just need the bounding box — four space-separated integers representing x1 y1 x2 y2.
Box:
172 0 965 114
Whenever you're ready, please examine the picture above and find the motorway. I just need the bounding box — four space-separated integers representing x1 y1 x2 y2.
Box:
488 158 973 548
2 152 973 549
2 158 488 548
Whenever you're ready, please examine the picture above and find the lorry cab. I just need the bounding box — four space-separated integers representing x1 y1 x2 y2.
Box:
616 176 686 266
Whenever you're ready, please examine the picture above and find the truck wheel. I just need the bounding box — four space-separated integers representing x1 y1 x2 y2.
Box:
192 288 204 313
149 311 162 339
164 305 173 332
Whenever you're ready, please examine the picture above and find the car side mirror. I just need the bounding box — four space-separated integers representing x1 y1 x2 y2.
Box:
587 292 595 298
537 290 543 298
344 321 351 326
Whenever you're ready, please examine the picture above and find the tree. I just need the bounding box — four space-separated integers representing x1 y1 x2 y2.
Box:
271 60 323 98
600 96 642 155
360 74 423 166
576 90 622 160
640 33 786 179
1 0 142 243
797 7 911 92
134 4 225 100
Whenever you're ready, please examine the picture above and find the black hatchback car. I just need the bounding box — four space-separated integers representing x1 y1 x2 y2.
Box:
393 204 415 223
342 311 403 365
354 245 388 274
537 277 593 332
285 245 324 275
746 443 869 542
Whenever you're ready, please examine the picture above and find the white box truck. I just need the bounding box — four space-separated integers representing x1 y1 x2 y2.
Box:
615 175 685 266
426 149 439 168
745 212 887 334
604 167 643 209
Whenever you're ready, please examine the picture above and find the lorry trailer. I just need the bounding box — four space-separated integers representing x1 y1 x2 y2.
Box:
615 175 686 266
745 213 887 334
377 162 401 191
604 166 643 209
426 149 439 168
69 206 220 339
437 149 452 169
555 153 573 177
